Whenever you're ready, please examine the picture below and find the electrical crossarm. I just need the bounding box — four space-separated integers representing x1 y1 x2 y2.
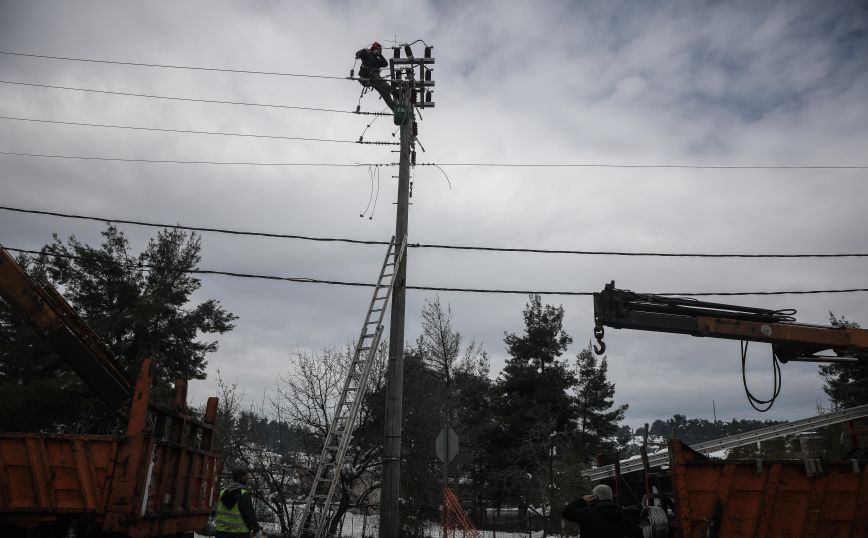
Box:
592 281 868 364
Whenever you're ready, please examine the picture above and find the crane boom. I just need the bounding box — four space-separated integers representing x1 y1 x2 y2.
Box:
0 246 132 416
593 281 868 363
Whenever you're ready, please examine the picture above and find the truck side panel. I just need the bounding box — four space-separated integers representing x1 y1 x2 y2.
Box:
670 439 868 537
0 435 117 519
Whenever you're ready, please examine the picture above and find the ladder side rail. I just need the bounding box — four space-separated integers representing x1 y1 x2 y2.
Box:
315 325 386 538
301 237 404 538
298 333 377 536
312 239 405 538
361 236 396 326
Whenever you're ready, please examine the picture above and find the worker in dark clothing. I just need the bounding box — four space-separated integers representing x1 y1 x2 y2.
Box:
356 41 397 111
215 466 262 538
562 484 636 538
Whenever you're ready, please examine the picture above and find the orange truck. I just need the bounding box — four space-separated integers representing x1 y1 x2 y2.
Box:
586 281 868 537
0 247 220 538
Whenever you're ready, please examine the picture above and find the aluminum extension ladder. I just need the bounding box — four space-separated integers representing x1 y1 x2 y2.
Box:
582 402 868 482
297 236 406 538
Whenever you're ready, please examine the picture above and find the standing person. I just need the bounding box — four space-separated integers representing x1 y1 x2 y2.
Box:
215 466 263 538
356 41 397 111
562 484 634 538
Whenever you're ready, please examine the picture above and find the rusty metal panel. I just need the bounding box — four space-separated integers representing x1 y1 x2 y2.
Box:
670 440 868 538
0 434 118 514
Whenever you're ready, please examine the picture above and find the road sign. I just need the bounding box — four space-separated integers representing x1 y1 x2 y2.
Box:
435 428 459 463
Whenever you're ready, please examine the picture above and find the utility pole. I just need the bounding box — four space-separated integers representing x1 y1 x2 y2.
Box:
380 42 435 538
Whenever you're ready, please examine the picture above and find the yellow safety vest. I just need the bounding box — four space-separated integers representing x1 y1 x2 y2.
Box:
215 487 250 533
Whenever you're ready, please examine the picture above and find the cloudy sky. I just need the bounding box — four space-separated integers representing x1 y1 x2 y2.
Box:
1 1 866 429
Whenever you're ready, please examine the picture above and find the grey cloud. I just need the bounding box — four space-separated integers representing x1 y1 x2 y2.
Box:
1 0 866 427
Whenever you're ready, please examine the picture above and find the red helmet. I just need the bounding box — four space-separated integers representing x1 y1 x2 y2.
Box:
371 41 382 51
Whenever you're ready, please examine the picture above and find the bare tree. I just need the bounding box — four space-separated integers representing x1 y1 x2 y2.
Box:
416 297 490 532
214 372 305 536
274 342 388 536
418 296 487 428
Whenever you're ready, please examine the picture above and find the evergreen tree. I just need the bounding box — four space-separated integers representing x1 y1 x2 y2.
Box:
819 313 868 409
485 295 577 514
574 346 628 462
0 226 236 432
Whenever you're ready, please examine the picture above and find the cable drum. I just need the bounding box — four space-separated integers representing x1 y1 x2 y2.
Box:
639 506 668 538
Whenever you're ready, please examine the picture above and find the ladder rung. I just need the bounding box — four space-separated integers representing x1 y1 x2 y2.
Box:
362 333 376 339
359 347 371 352
372 308 385 312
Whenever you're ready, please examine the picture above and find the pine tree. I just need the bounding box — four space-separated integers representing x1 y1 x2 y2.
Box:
819 313 868 409
485 294 577 515
574 346 628 462
0 225 236 432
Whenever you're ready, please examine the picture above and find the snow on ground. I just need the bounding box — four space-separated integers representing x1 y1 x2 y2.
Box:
198 511 578 538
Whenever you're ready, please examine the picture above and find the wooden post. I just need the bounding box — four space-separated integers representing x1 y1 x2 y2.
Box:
380 75 414 538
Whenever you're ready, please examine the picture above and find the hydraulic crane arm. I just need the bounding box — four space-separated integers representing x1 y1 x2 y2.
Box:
593 281 868 363
0 246 132 416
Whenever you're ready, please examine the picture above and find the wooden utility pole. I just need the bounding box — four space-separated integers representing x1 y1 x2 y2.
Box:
380 71 414 538
380 43 435 538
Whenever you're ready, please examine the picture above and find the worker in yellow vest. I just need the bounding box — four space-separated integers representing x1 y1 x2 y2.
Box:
215 466 262 537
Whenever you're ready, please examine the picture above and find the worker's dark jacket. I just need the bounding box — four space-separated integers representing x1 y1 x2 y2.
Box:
215 482 261 537
356 48 388 78
562 498 630 538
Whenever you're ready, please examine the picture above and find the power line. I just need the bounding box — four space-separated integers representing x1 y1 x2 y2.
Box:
0 80 389 115
2 81 863 169
5 149 864 172
414 162 868 171
5 246 867 297
0 206 389 245
3 205 867 259
0 50 352 80
0 151 381 167
0 114 398 145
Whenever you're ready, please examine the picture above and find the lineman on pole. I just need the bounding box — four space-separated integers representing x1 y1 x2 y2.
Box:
356 41 397 111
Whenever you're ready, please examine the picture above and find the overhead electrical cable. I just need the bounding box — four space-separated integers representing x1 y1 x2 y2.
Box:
4 247 868 297
0 115 397 145
3 149 862 172
0 80 389 115
0 50 352 80
0 151 377 167
413 162 868 171
3 205 867 259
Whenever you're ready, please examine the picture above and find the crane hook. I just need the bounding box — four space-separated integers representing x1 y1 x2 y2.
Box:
593 326 606 355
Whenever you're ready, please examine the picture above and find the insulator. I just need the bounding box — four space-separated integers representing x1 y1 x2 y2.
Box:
404 45 414 58
425 68 432 81
412 122 418 137
424 46 433 58
425 91 432 102
393 47 400 59
412 151 416 166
